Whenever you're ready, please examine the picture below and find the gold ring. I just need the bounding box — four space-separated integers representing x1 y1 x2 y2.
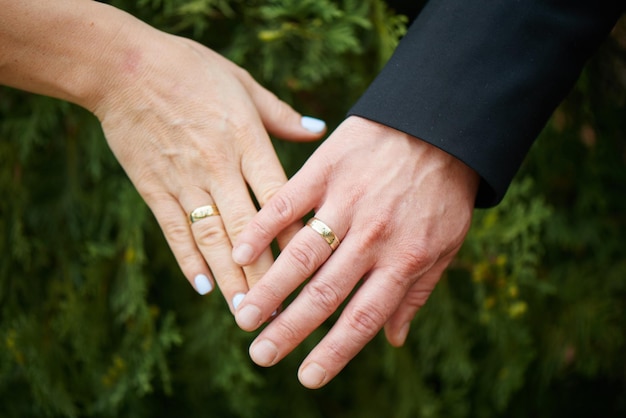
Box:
306 217 340 251
189 204 220 224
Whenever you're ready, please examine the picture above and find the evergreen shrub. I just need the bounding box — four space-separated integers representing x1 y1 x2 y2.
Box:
0 1 624 417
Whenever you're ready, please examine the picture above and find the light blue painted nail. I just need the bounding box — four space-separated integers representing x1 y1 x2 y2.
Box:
194 274 213 295
232 292 246 310
301 116 326 133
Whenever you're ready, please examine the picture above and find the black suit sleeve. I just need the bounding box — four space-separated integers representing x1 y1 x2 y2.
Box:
349 0 623 207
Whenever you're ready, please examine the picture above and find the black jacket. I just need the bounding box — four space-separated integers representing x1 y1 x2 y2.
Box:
350 0 623 207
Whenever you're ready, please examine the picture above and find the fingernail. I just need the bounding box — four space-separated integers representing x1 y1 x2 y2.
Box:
250 339 278 366
232 244 254 265
232 292 246 310
299 362 327 389
237 304 262 330
301 116 326 133
395 322 411 346
194 274 213 295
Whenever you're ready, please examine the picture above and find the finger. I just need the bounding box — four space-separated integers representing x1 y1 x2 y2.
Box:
179 188 251 312
200 136 276 292
234 212 346 332
179 180 274 311
296 267 415 389
236 69 326 140
144 192 215 296
240 125 304 252
384 255 453 347
245 235 370 368
232 163 328 266
239 71 324 249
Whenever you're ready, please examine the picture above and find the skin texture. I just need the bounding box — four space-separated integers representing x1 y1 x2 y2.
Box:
232 116 480 388
0 0 325 309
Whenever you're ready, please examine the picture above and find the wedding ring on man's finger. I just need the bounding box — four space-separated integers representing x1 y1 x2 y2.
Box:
306 217 340 251
189 204 220 224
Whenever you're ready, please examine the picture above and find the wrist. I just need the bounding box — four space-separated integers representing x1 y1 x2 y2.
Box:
344 115 480 201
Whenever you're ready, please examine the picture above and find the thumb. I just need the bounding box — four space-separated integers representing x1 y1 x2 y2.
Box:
238 73 326 141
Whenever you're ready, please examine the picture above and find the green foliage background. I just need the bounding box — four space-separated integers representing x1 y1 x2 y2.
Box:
0 1 624 417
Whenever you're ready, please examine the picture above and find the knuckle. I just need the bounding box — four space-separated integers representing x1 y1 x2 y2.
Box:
324 339 350 364
345 303 386 339
192 221 228 248
285 240 324 278
404 286 432 310
272 317 301 344
132 174 161 199
182 131 232 173
396 242 433 276
140 189 174 212
379 270 412 295
160 216 190 246
267 193 297 224
304 279 343 313
357 213 393 251
252 281 284 306
223 210 252 238
248 218 276 243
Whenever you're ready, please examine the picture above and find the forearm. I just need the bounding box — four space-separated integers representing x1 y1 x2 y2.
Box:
0 0 144 112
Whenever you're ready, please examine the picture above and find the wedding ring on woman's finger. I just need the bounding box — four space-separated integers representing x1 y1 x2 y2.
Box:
189 204 220 224
306 217 340 251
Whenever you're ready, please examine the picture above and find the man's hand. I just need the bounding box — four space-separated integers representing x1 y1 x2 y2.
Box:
232 116 479 387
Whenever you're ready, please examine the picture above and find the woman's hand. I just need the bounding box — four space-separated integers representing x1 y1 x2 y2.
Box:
231 116 479 387
91 18 326 308
1 0 326 307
